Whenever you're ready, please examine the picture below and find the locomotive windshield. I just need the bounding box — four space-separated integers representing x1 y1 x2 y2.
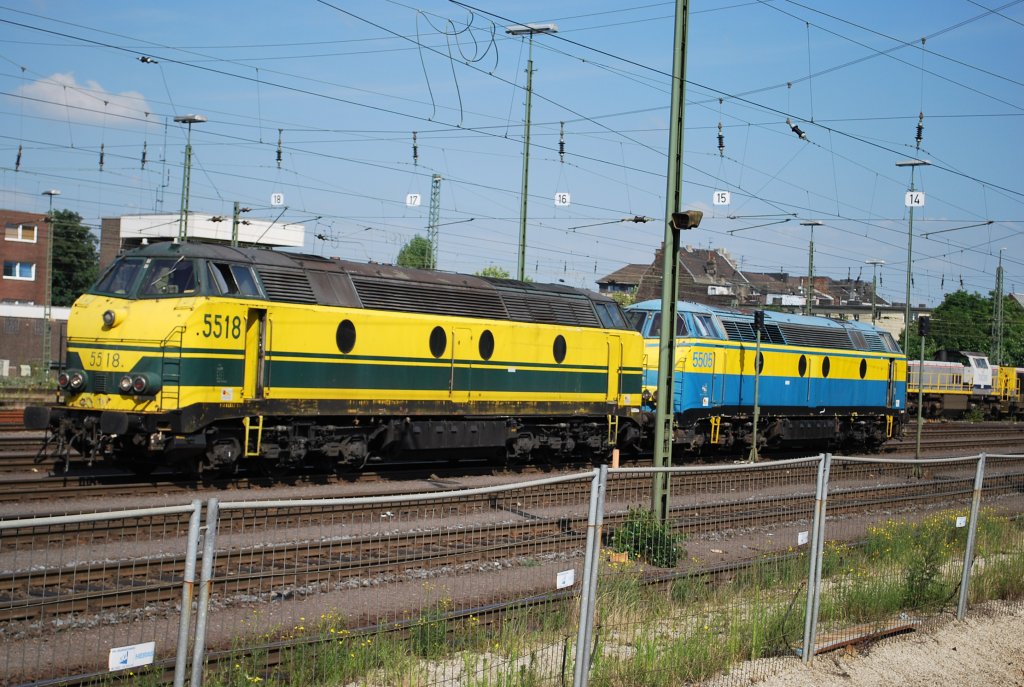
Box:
140 257 197 296
91 256 198 298
92 257 145 295
90 255 264 299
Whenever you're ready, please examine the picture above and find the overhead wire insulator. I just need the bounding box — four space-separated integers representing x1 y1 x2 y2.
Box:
717 122 724 157
559 122 565 163
786 117 807 141
915 112 924 150
141 141 147 169
412 131 418 166
15 144 21 171
99 143 105 171
276 129 283 168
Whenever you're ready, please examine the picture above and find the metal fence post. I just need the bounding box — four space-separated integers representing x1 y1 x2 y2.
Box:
190 498 219 687
801 453 831 663
957 453 987 619
573 465 607 687
173 500 203 687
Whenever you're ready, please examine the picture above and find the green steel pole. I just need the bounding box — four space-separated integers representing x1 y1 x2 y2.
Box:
231 201 240 247
806 226 814 316
652 0 691 521
916 330 925 459
903 166 916 352
748 326 762 462
516 38 535 281
178 138 193 242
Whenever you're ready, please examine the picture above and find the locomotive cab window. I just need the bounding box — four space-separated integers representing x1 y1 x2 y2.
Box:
692 314 720 339
648 313 687 338
208 262 263 297
92 257 146 296
140 257 197 297
625 310 647 334
594 301 628 330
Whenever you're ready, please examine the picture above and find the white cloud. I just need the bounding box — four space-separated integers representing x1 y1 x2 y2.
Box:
19 72 151 126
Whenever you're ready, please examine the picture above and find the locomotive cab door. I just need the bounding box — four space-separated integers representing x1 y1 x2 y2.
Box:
886 358 897 409
243 308 267 400
607 335 624 405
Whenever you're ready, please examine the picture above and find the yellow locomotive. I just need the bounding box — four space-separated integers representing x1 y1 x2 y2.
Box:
25 241 646 473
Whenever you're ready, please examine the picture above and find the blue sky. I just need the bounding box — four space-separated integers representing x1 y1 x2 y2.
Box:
1 1 1021 306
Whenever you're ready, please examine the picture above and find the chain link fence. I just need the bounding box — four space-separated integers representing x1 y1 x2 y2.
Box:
2 453 1023 686
0 501 202 687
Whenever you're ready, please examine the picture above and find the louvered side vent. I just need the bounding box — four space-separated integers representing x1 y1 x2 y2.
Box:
498 292 601 327
500 292 534 322
351 277 508 318
761 324 787 345
721 319 756 342
257 267 318 303
775 323 854 350
860 331 889 352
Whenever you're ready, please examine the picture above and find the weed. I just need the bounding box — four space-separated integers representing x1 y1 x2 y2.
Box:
610 508 684 568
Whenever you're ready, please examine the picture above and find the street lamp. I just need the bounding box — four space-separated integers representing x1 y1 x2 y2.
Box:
866 259 885 324
41 189 60 372
174 114 208 242
799 220 822 316
506 23 557 281
895 158 930 351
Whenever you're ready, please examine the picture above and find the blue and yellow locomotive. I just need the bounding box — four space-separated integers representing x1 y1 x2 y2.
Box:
626 301 906 454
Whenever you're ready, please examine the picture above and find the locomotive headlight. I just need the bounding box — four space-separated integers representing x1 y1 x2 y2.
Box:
67 370 87 391
119 375 134 393
102 308 125 329
57 372 70 389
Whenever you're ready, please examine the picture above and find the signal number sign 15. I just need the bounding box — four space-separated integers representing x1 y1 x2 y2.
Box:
203 314 242 339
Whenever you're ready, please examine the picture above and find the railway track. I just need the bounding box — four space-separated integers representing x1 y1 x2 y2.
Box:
0 420 1021 503
4 463 1023 625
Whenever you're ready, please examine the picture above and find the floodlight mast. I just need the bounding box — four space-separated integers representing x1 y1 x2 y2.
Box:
41 189 60 371
799 220 823 316
866 259 885 324
174 114 208 242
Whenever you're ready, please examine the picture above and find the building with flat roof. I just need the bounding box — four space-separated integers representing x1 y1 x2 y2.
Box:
99 213 305 271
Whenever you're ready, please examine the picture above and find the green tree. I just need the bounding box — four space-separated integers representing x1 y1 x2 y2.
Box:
475 264 510 279
609 291 637 308
903 290 1024 366
50 209 98 306
395 234 434 270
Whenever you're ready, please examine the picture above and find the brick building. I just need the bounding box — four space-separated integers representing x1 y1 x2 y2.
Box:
1 209 49 305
